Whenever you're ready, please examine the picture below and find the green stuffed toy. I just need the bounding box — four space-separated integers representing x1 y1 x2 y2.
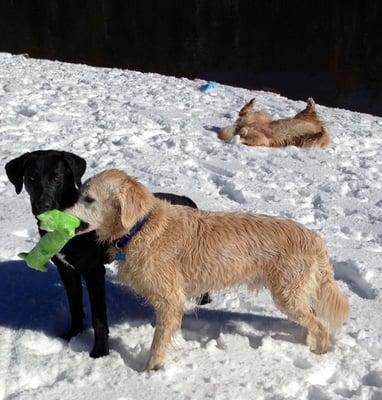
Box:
18 210 81 272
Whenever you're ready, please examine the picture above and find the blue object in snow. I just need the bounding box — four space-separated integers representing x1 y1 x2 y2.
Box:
200 81 217 92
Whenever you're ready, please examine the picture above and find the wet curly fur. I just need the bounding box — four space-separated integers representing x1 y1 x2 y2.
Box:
67 169 348 371
219 97 330 148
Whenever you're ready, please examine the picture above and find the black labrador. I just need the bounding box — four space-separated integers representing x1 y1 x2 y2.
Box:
5 150 210 358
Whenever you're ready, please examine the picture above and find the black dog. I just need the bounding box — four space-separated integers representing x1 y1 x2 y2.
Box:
5 150 210 358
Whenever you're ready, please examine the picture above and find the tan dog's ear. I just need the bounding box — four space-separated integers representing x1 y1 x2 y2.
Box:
117 178 154 229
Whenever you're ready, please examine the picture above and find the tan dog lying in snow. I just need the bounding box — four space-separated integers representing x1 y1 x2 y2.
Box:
219 97 330 148
67 169 348 371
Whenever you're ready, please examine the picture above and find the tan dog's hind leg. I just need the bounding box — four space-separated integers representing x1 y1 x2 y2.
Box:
275 293 329 354
269 261 330 354
294 97 318 120
146 294 185 371
287 306 330 354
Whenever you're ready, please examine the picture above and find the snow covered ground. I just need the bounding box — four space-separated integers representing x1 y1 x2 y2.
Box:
0 52 382 400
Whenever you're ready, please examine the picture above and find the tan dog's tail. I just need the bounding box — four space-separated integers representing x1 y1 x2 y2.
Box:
314 250 350 331
317 126 330 148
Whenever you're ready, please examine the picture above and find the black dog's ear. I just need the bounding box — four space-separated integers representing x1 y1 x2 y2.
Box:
61 152 87 188
5 153 31 194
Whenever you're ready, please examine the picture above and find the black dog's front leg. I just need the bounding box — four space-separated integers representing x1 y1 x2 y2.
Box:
83 265 109 358
56 262 85 340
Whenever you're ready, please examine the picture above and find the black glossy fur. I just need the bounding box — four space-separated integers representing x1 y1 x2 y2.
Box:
5 150 210 358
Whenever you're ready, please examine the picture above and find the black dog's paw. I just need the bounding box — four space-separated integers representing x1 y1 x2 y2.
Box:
197 292 212 306
60 325 84 341
90 345 109 359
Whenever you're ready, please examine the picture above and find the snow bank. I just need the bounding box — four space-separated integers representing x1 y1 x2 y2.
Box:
0 53 381 400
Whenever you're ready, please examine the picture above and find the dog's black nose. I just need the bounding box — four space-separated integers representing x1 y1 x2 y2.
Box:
33 199 57 214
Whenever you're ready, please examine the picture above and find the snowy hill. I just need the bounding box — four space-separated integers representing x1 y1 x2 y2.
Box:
0 53 382 400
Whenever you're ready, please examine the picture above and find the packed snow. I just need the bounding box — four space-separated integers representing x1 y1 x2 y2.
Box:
0 53 382 400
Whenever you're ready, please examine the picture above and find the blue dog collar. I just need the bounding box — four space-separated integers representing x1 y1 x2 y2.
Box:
114 213 151 261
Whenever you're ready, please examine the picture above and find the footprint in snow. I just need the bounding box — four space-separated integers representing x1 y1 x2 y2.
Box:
19 331 64 355
334 260 377 300
16 105 37 118
293 356 313 370
109 337 148 372
307 385 331 400
201 161 235 178
210 174 246 204
363 370 382 388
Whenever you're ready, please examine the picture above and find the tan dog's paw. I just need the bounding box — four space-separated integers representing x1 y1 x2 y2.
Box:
145 357 165 372
238 127 249 137
306 331 329 354
306 331 318 352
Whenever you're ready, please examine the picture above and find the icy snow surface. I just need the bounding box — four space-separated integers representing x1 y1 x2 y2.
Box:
0 53 382 400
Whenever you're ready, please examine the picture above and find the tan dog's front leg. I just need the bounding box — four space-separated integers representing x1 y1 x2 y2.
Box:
145 299 184 371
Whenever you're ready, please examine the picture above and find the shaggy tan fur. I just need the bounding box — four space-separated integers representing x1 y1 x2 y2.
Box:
219 97 330 148
67 169 349 371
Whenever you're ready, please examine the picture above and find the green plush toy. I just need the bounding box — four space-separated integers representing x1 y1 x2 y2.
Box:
18 210 81 272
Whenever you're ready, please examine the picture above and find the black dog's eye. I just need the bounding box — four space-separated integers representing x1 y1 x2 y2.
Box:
27 175 37 182
83 195 95 204
51 174 61 183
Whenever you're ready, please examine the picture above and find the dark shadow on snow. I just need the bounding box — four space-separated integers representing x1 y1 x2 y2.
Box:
1 258 369 347
0 260 154 337
0 260 301 346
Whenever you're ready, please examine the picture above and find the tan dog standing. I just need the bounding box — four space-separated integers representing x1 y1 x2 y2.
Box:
219 97 330 148
67 169 349 371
